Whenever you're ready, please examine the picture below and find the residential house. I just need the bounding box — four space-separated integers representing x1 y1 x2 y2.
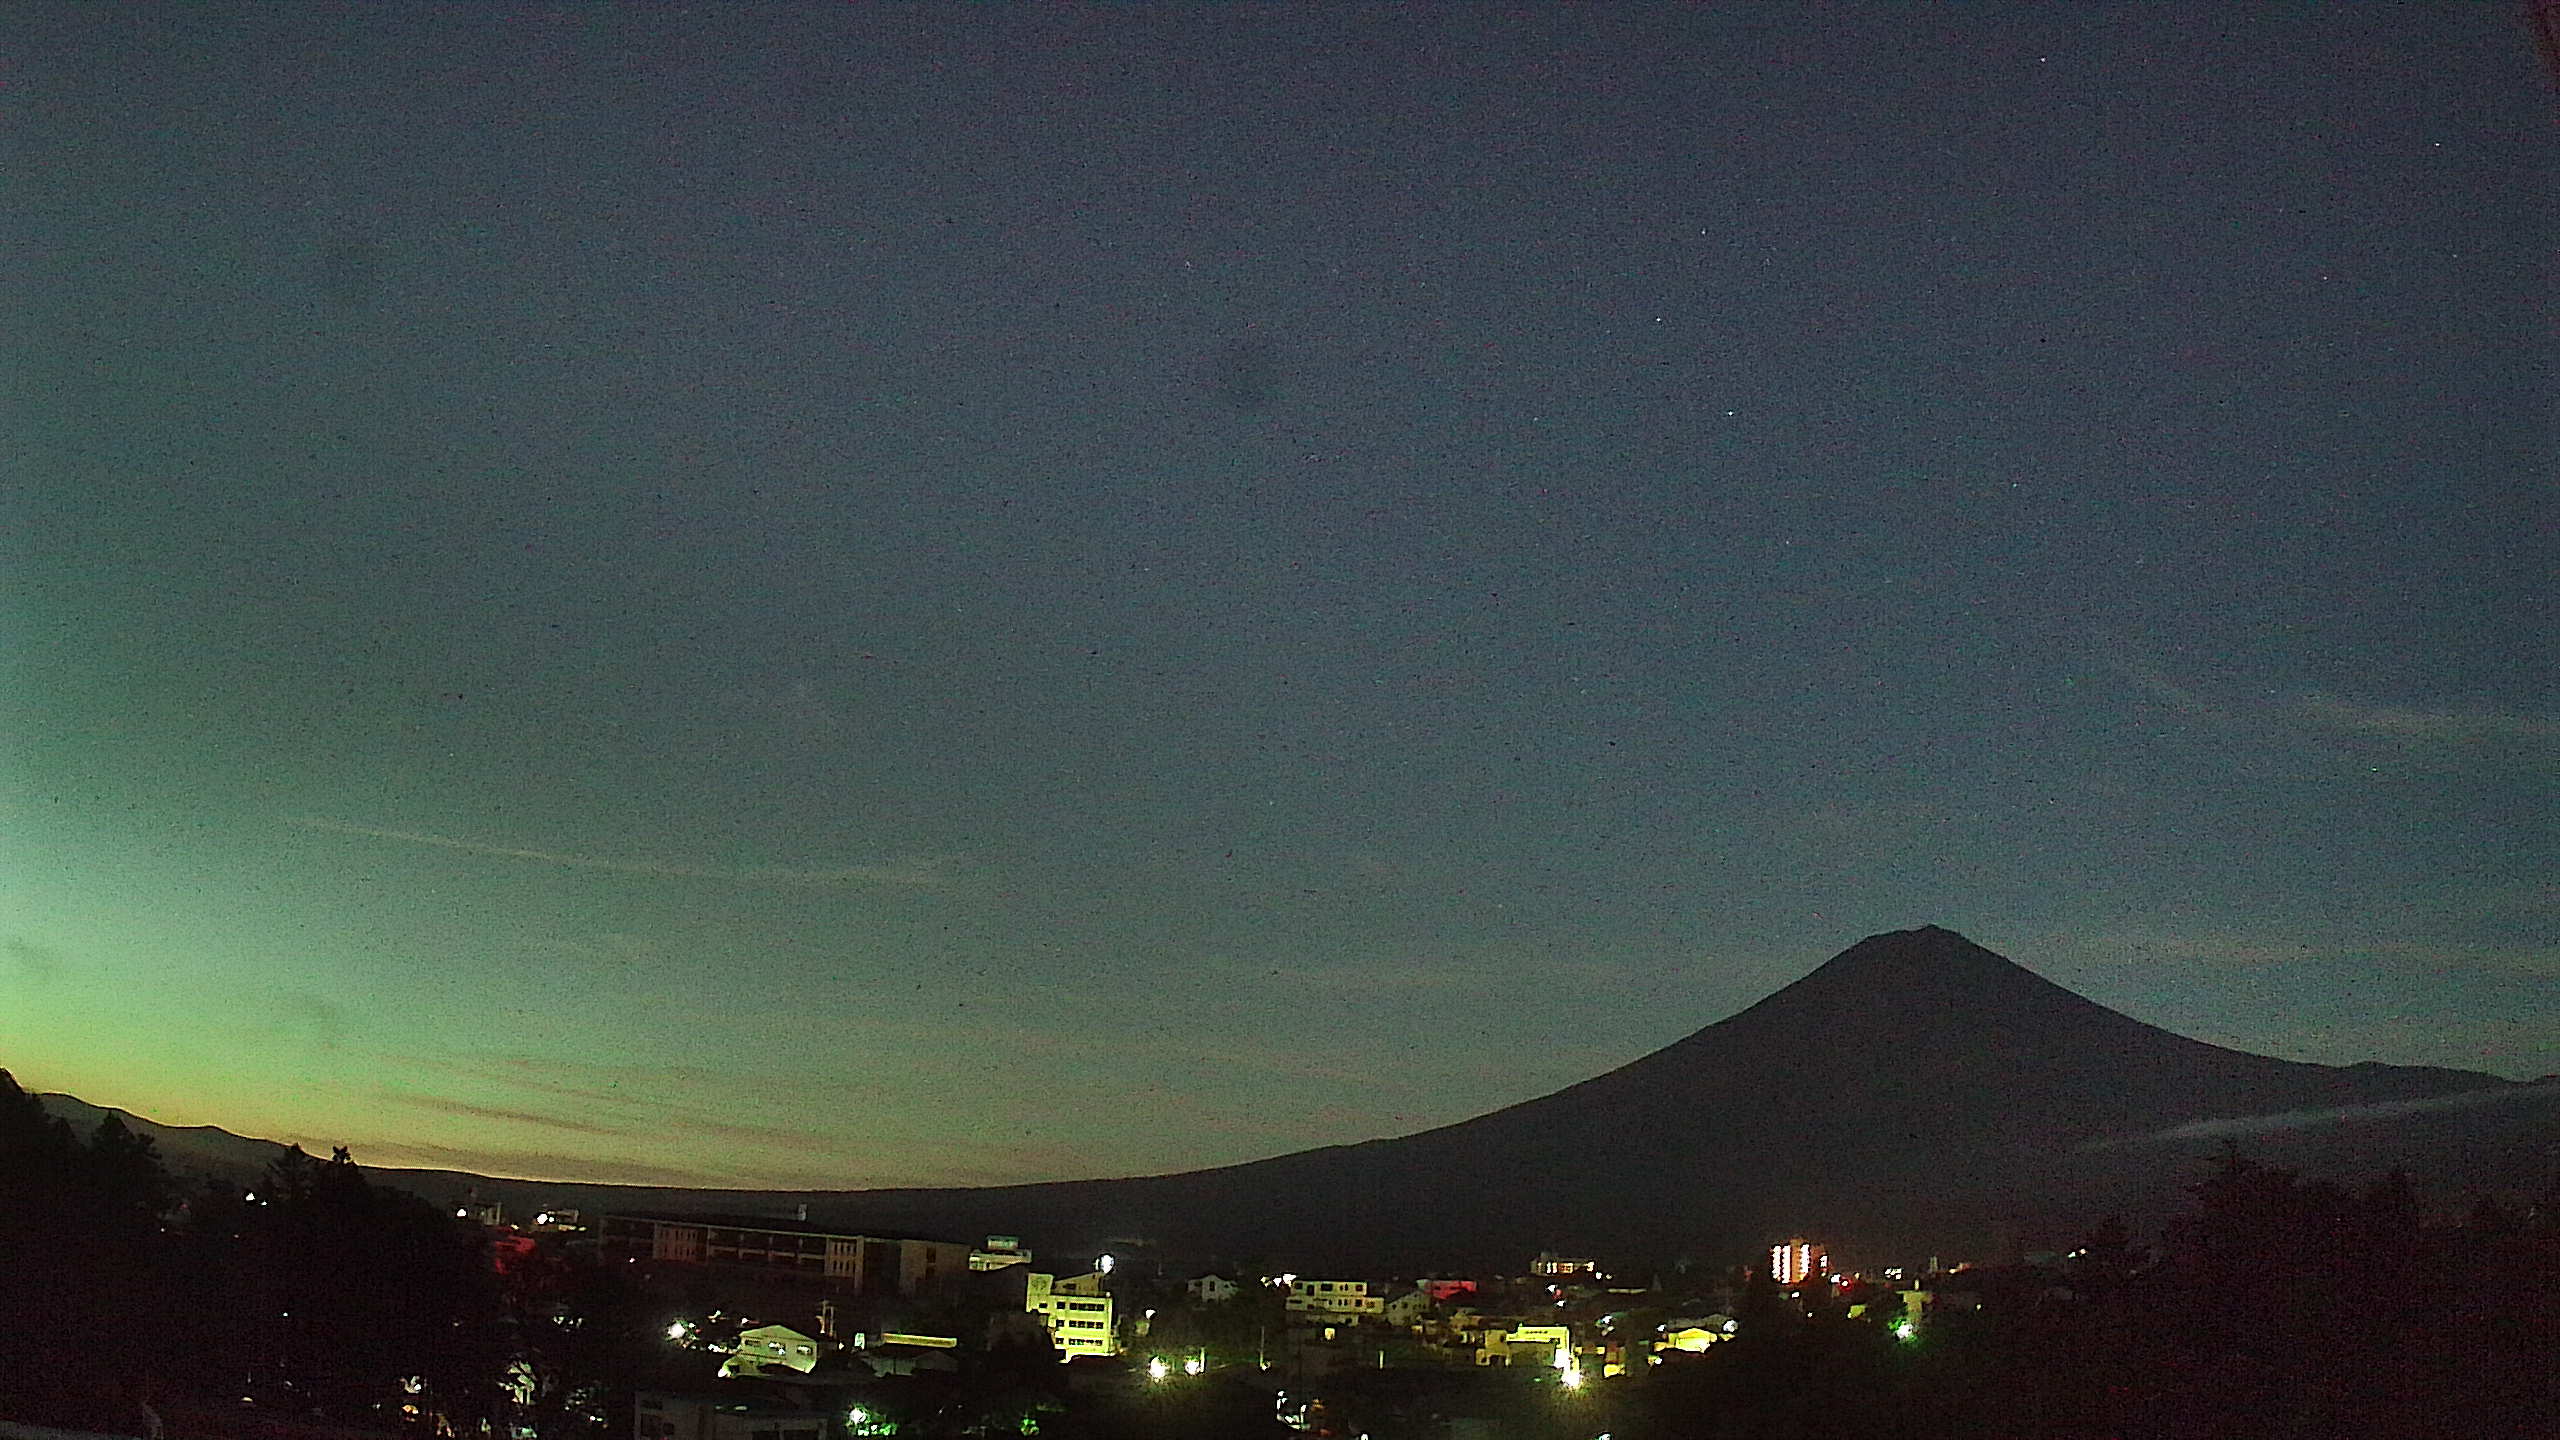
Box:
1379 1287 1432 1328
717 1325 822 1378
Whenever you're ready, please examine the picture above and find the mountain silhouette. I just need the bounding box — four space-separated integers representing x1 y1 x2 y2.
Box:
35 927 2558 1270
780 926 2555 1266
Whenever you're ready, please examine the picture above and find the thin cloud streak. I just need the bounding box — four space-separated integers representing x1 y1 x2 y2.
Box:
346 1138 735 1188
2296 695 2559 746
382 1091 636 1139
2083 1082 2560 1149
2061 927 2560 978
2099 659 2554 755
287 816 956 887
2109 656 2215 715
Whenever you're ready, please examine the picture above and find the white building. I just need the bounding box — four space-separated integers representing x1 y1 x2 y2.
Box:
1185 1273 1240 1303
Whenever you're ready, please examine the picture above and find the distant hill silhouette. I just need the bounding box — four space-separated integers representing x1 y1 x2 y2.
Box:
36 927 2560 1269
34 1091 291 1184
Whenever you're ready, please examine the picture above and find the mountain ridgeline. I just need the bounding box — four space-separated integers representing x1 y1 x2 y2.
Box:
40 928 2559 1269
785 926 2552 1267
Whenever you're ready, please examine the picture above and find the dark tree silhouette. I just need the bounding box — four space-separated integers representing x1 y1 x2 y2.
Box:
0 1072 182 1430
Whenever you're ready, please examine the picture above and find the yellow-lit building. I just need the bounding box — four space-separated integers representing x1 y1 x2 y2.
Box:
1479 1323 1571 1366
1656 1322 1730 1354
1024 1271 1117 1358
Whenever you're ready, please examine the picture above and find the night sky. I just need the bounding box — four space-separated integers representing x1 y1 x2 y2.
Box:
6 4 2552 1190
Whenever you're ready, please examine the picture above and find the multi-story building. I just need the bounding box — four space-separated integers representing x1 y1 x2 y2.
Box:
1285 1279 1384 1324
1768 1237 1827 1287
1185 1273 1240 1303
601 1213 971 1297
1530 1252 1598 1279
1023 1271 1117 1358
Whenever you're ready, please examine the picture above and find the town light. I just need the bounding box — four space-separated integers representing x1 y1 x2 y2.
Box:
1146 1357 1170 1383
1098 1254 1116 1274
1893 1320 1917 1342
1183 1356 1204 1376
